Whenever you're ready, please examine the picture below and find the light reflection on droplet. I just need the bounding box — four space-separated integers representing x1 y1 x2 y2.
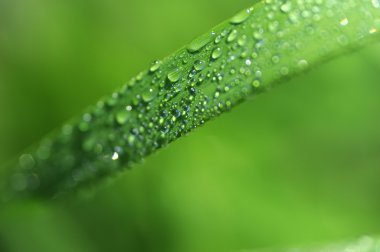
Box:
340 18 349 26
369 28 378 34
372 0 380 8
112 152 119 160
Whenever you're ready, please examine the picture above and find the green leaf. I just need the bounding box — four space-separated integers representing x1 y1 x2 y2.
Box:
1 0 379 199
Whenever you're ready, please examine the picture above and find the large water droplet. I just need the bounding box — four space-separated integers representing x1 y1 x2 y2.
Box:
142 88 158 102
115 110 130 124
168 68 181 83
211 47 223 60
187 32 215 53
194 60 206 71
230 8 252 24
111 152 119 160
227 29 238 42
150 60 161 73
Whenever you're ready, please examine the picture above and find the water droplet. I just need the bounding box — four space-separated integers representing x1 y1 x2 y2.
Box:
271 55 280 64
214 35 222 44
372 0 380 8
187 32 215 53
369 27 378 34
340 18 349 26
150 60 161 73
252 79 261 88
168 68 181 82
238 35 247 46
194 60 206 71
280 2 292 13
19 154 35 170
227 29 238 42
111 152 119 160
115 110 130 124
230 8 252 24
211 47 223 60
298 59 309 69
245 59 252 66
268 21 279 32
142 88 158 102
280 67 289 76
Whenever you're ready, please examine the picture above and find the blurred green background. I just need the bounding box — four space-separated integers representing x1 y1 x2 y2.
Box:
1 0 380 251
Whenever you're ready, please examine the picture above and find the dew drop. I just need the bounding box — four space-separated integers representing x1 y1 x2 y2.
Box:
215 35 222 44
194 60 206 71
372 0 380 8
369 27 378 34
111 152 119 160
168 68 181 83
280 2 292 13
142 88 158 102
227 29 238 42
280 67 289 76
298 59 309 69
187 32 215 53
252 79 261 88
238 35 247 46
211 47 223 60
19 154 35 170
230 8 252 24
115 110 130 124
150 60 161 73
271 55 280 64
245 59 252 66
340 18 349 26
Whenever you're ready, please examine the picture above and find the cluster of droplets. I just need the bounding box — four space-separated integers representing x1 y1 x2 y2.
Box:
7 0 380 197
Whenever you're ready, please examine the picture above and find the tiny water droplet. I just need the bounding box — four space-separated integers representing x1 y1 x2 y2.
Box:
280 67 289 76
271 55 280 64
150 60 161 73
211 47 223 60
215 35 222 44
245 59 252 66
111 152 119 160
142 88 158 102
230 8 252 24
372 0 380 8
369 27 378 34
252 79 261 88
280 2 292 13
238 35 247 46
298 59 309 69
115 110 130 124
194 60 206 71
227 29 238 42
19 154 35 170
340 18 349 26
168 68 181 82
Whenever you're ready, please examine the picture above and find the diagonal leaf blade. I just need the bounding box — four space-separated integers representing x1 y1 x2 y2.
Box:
1 0 379 199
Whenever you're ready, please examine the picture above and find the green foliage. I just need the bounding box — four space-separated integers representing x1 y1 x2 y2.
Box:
1 0 380 200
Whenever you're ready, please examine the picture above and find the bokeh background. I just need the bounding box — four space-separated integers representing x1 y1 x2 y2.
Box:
1 0 380 251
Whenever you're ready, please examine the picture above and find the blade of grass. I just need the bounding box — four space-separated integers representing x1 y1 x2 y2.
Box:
1 0 379 200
